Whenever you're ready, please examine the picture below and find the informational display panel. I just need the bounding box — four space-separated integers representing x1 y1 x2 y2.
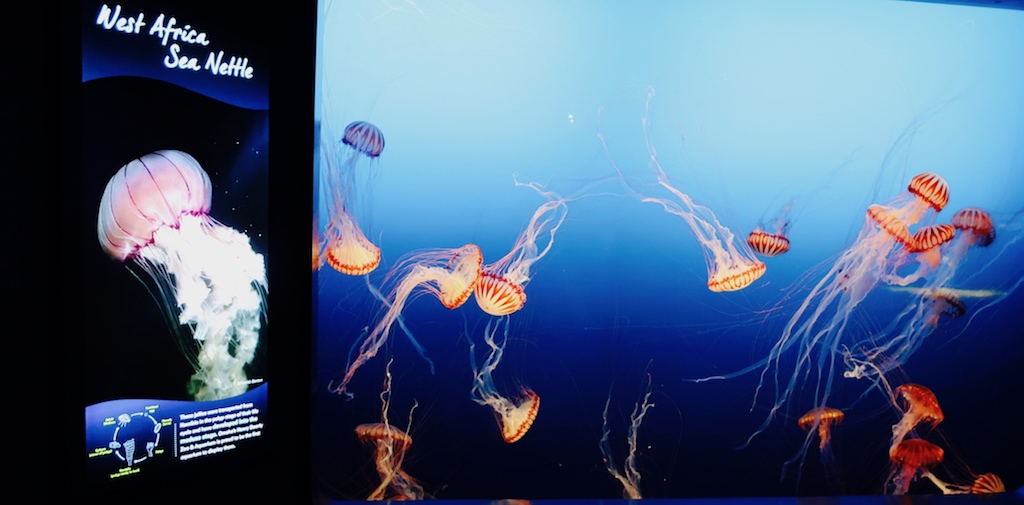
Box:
80 1 269 485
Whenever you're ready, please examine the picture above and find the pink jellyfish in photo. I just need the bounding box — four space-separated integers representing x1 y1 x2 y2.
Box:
468 317 540 443
98 150 267 401
318 120 384 275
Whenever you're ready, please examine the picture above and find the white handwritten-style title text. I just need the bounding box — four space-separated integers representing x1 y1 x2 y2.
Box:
95 4 255 79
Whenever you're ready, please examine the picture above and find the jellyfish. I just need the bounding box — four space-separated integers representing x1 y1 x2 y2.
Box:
888 438 944 495
919 470 1007 495
474 178 570 316
98 150 267 401
318 120 384 275
467 317 540 443
355 359 424 501
780 406 846 486
330 244 482 397
885 223 956 286
748 201 793 258
599 373 654 499
598 87 765 292
798 406 844 454
890 384 943 455
969 473 1006 494
953 207 996 249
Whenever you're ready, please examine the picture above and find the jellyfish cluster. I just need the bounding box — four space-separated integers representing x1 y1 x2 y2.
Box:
316 91 1021 499
98 150 267 401
882 383 1005 495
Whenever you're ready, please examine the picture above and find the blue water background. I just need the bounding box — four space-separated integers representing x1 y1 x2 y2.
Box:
313 0 1024 499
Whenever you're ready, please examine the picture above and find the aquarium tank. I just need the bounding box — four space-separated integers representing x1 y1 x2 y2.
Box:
311 0 1023 500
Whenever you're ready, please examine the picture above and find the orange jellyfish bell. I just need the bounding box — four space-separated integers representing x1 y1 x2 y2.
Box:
355 423 413 452
895 384 944 425
322 217 381 275
908 223 956 268
707 261 766 292
868 204 915 248
970 473 1006 494
498 390 540 443
908 172 949 212
798 406 845 452
952 207 996 247
747 228 790 257
891 438 944 469
889 438 944 495
438 244 483 309
474 272 527 316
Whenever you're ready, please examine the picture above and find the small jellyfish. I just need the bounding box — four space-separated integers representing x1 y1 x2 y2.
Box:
468 317 540 443
889 438 944 495
969 473 1006 494
952 207 996 248
798 406 845 453
887 223 956 286
891 384 943 455
330 244 483 397
474 179 569 316
318 120 384 275
355 359 424 501
598 87 766 293
748 201 793 258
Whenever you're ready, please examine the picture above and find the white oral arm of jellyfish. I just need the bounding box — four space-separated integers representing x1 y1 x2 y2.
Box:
599 374 654 499
329 245 482 398
467 317 540 443
98 150 267 401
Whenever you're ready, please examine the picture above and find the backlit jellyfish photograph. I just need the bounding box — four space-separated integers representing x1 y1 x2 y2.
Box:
474 179 572 317
888 438 944 495
356 360 424 501
599 88 766 292
748 201 793 258
318 118 384 276
97 150 267 401
599 373 654 499
329 244 483 397
467 317 540 443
